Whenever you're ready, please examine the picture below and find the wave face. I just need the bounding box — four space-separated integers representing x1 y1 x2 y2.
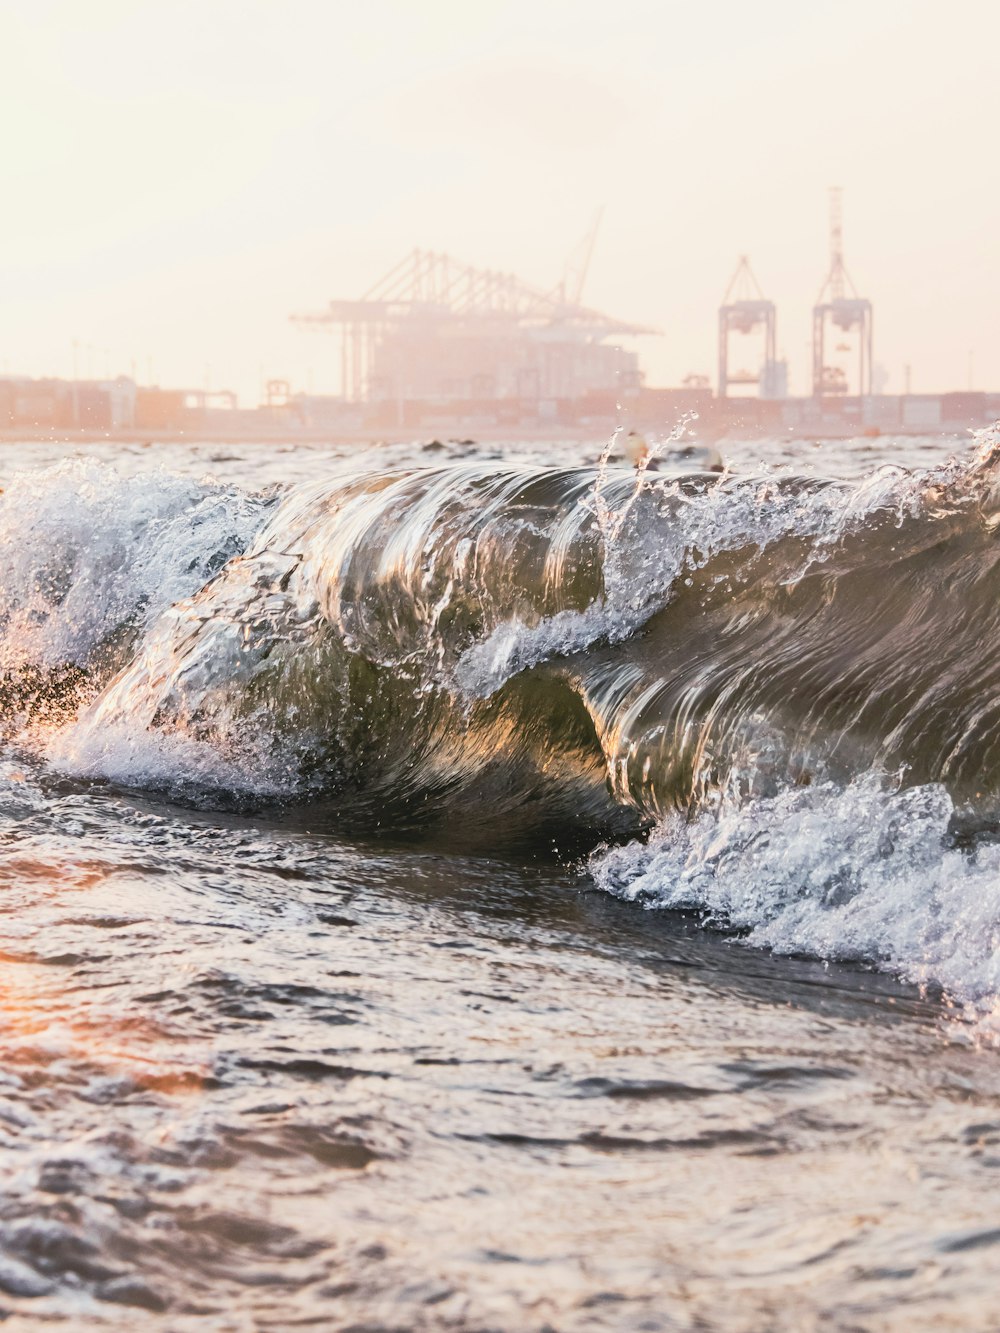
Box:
39 439 1000 817
9 438 1000 1015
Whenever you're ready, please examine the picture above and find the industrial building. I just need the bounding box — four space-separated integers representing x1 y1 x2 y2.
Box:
0 194 992 442
0 377 242 432
292 249 655 424
0 376 137 430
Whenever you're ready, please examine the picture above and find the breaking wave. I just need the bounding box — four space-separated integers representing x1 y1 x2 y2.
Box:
589 773 1000 1029
7 435 1000 1020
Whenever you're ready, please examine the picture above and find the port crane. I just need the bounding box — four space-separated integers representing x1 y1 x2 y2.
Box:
717 256 777 398
292 244 655 404
812 188 873 397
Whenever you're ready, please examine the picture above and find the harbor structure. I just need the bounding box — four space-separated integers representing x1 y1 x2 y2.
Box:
0 376 240 432
812 188 874 398
291 248 657 416
0 376 137 430
0 370 993 440
1 193 992 440
717 256 786 400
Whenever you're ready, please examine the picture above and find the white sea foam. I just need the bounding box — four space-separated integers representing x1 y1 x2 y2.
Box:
590 773 1000 1033
50 710 301 799
0 459 270 671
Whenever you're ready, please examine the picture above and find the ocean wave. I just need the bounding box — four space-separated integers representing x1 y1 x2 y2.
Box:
7 436 1000 815
589 771 1000 1033
0 457 272 676
7 438 1000 1017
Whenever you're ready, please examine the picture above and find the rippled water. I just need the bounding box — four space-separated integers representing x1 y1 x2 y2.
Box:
2 429 1000 1330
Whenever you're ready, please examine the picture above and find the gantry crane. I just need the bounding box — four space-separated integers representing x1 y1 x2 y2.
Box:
292 248 656 404
718 257 777 398
812 188 873 397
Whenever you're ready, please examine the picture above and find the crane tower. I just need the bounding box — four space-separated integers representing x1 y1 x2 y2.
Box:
717 257 780 398
812 189 873 397
292 247 655 406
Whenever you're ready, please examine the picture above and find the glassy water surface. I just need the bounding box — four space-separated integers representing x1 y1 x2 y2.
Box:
0 429 998 1330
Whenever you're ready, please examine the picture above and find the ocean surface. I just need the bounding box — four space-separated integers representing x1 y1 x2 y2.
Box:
2 427 1000 1330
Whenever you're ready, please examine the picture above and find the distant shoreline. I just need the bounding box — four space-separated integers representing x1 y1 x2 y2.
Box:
0 424 598 447
0 422 977 448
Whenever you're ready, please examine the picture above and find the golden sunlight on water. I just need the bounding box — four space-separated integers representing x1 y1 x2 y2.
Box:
0 434 996 1329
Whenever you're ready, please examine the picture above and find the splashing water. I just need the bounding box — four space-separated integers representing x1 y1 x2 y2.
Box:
2 432 1000 1325
5 435 1000 1021
590 772 1000 1031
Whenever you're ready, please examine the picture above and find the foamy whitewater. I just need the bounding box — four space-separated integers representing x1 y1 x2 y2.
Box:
4 430 1000 1329
13 436 1000 1020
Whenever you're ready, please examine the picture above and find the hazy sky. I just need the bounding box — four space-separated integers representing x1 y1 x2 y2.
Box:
1 0 997 403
